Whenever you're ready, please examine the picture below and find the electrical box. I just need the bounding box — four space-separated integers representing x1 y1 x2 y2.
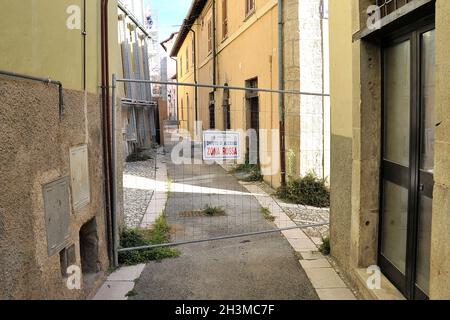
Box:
43 177 71 256
69 145 90 211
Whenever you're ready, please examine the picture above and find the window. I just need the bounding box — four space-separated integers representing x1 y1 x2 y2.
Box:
186 46 189 72
223 84 231 130
222 0 228 39
376 0 412 18
207 18 213 53
191 38 195 67
245 0 255 17
181 98 184 120
179 56 183 77
209 92 215 129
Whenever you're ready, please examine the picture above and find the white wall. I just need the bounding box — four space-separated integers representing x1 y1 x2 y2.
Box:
299 0 330 180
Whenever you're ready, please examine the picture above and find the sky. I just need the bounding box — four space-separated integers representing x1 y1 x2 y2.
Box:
145 0 192 41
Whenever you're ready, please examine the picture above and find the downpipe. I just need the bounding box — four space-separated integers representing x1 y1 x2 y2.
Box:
278 0 287 189
100 0 116 267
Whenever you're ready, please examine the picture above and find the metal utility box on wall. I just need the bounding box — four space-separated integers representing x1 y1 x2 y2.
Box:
69 145 90 211
43 177 71 256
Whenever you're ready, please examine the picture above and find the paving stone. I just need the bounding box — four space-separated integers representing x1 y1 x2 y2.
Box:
316 288 357 300
305 268 347 289
299 259 332 269
282 228 309 239
311 237 323 245
287 237 317 252
92 281 134 300
107 264 145 281
299 251 325 260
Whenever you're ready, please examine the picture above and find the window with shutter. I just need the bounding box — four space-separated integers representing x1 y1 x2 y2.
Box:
208 19 212 53
245 0 255 17
222 0 228 39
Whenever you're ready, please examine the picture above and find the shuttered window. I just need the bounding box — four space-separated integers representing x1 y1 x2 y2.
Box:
245 0 255 17
186 45 189 72
207 19 213 53
222 0 228 39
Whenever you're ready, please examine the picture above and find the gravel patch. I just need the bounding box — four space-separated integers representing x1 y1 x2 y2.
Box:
123 148 157 228
281 204 330 239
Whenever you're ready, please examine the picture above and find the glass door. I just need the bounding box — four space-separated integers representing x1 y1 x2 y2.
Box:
380 24 435 300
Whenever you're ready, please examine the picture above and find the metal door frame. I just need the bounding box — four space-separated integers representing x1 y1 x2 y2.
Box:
379 18 435 300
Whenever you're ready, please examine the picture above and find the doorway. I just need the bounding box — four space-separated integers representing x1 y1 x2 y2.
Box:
209 91 215 129
380 21 435 300
246 78 259 164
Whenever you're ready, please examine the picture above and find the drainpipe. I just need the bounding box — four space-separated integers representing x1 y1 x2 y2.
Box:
0 70 65 119
212 0 217 87
83 0 87 90
320 0 325 180
100 0 115 267
278 0 287 188
188 27 198 136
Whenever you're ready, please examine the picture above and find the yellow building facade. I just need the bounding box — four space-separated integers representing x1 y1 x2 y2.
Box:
172 0 281 187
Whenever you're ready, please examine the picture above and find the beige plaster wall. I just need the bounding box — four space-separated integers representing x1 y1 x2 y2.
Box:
429 0 450 300
0 79 109 299
329 0 354 273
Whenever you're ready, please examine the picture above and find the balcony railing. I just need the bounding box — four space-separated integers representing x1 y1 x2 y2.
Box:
376 0 413 18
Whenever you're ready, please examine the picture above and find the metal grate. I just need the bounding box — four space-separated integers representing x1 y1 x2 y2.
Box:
376 0 412 18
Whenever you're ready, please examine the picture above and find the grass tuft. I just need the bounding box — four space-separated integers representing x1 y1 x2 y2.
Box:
261 207 275 222
125 290 137 297
202 205 226 216
118 216 180 266
126 150 151 163
277 172 330 208
233 154 263 182
319 236 331 255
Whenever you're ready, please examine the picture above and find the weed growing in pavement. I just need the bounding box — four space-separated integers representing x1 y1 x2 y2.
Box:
202 205 226 216
261 207 275 222
233 154 263 182
125 289 138 297
126 149 152 163
118 216 180 265
277 172 330 208
319 236 331 255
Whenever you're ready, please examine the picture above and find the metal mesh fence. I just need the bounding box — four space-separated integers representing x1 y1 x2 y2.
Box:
112 78 330 257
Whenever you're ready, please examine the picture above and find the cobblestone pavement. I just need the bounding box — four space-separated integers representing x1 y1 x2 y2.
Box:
279 203 329 243
123 148 157 228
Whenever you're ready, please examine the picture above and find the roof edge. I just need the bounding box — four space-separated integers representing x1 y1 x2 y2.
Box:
170 0 208 57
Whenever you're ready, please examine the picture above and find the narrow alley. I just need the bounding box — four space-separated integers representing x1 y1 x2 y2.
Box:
130 146 319 300
2 0 450 309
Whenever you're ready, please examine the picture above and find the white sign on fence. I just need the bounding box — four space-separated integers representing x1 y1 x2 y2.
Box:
203 131 240 161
